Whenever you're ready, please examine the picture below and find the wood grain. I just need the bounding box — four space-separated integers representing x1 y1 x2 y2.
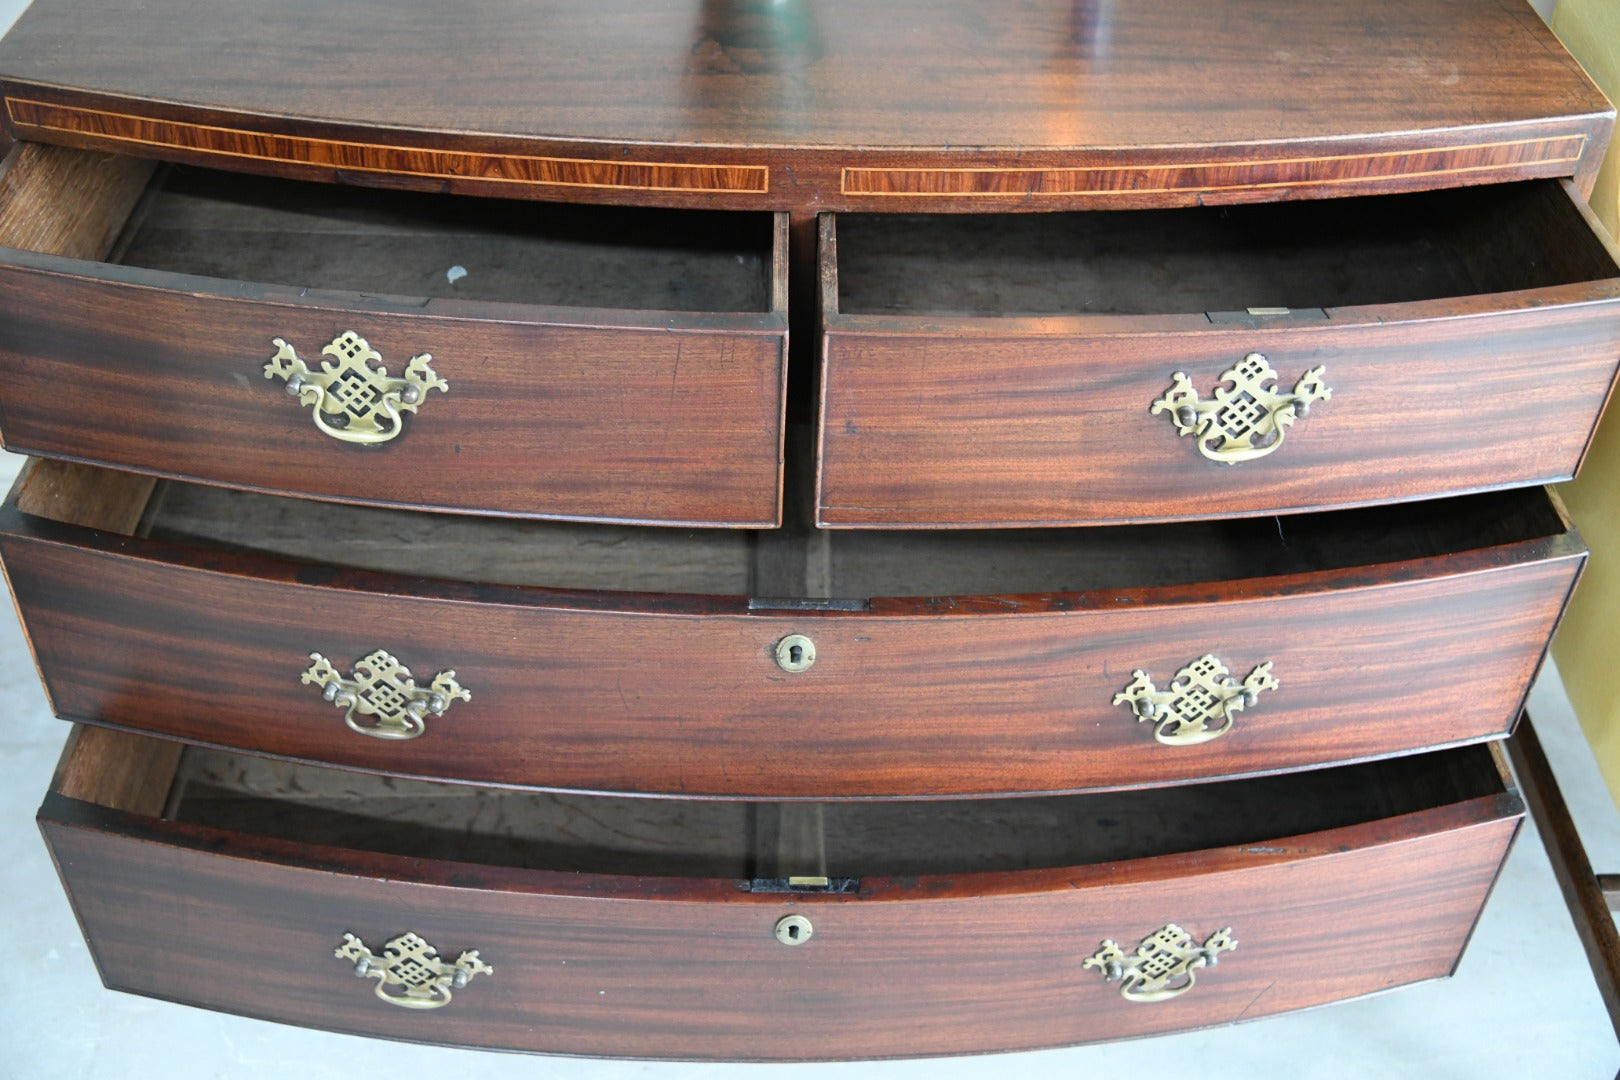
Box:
163 742 1507 877
0 148 790 527
0 483 1583 798
50 725 180 816
0 0 1609 211
6 99 771 195
1507 713 1620 1042
0 141 151 258
818 184 1620 527
12 458 154 533
38 735 1522 1060
839 136 1588 199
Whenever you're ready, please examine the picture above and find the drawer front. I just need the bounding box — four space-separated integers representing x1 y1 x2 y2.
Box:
0 262 787 525
1 502 1581 797
819 302 1620 526
41 785 1521 1060
818 187 1620 527
0 143 789 527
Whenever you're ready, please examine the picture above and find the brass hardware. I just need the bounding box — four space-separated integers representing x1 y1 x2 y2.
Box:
774 634 816 673
265 331 447 444
335 932 492 1009
1084 924 1236 1002
1113 654 1277 745
1151 353 1330 463
775 914 814 946
302 649 470 740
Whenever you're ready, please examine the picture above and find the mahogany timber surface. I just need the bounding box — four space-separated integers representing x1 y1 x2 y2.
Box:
39 734 1523 1059
1508 714 1620 1042
819 182 1620 526
0 0 1611 212
0 147 791 527
0 478 1583 798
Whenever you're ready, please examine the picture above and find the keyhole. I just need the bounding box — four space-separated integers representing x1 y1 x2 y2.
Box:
775 914 814 946
774 634 816 673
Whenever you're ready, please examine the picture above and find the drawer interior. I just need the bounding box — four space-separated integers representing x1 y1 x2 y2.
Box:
131 474 1569 598
60 727 1510 880
832 181 1619 317
1 145 782 313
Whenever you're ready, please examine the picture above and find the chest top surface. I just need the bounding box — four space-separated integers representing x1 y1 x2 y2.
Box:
0 0 1612 210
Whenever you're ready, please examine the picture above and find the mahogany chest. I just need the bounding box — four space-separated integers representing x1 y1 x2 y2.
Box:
0 0 1613 1060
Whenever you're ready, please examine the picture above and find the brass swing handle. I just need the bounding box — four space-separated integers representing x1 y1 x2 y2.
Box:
301 649 470 740
1151 353 1330 463
335 933 492 1010
1113 654 1277 745
264 331 448 445
1084 924 1237 1002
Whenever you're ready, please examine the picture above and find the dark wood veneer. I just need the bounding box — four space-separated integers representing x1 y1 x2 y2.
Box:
38 728 1524 1060
0 0 1610 211
0 145 791 527
818 183 1620 526
1508 715 1620 1042
0 463 1584 798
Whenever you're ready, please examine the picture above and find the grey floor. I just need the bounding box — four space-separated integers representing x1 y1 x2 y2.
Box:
0 437 1617 1077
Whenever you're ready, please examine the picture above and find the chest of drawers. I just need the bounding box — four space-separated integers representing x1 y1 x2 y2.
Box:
0 0 1614 1061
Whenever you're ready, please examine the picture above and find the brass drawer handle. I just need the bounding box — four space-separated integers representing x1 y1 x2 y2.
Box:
1113 654 1277 745
265 331 448 444
335 933 492 1010
1151 353 1330 463
302 649 471 740
1084 924 1236 1002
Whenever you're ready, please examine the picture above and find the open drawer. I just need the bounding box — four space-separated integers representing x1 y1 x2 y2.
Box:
0 143 789 527
0 458 1583 798
818 181 1620 527
41 726 1524 1060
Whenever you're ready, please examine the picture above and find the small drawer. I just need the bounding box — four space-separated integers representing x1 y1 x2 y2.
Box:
818 181 1620 527
0 459 1583 798
0 143 789 527
41 726 1523 1060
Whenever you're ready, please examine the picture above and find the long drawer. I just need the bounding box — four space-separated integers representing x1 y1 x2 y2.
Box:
0 459 1583 798
0 143 789 527
818 181 1620 527
41 726 1523 1060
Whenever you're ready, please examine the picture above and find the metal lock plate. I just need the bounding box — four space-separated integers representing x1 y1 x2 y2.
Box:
774 914 814 945
774 634 816 673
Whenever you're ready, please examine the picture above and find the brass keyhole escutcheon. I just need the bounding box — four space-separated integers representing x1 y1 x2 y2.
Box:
775 634 816 673
775 914 814 946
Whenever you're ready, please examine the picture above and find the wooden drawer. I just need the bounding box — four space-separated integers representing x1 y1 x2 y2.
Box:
41 726 1523 1060
0 459 1583 798
0 143 789 527
818 181 1620 527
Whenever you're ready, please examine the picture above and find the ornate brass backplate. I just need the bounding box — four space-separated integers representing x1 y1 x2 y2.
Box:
1083 924 1237 1002
302 649 470 740
1151 353 1330 463
264 331 447 444
1113 654 1278 745
335 932 492 1010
